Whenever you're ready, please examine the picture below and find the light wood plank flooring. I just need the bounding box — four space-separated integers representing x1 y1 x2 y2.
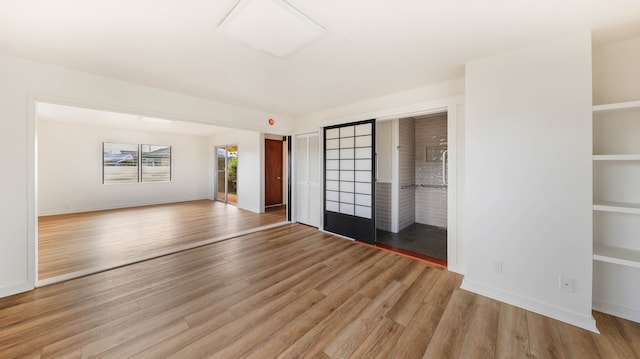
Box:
4 224 640 358
38 200 286 280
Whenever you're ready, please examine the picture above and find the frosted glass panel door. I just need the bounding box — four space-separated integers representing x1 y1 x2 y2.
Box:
324 120 376 243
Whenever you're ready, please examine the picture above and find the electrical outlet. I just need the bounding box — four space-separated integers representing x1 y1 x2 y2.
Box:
491 260 503 273
559 276 575 293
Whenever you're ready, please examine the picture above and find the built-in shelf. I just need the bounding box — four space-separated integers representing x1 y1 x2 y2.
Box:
593 154 640 161
593 202 640 214
594 243 640 268
593 100 640 113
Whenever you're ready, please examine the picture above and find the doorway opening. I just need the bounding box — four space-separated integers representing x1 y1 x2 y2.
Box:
34 100 290 285
375 113 448 265
264 136 287 214
216 145 238 205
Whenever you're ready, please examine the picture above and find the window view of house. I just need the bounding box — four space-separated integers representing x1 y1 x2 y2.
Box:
103 142 172 184
103 142 139 184
141 144 172 182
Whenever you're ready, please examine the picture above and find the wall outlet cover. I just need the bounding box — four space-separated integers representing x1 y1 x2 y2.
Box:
491 260 503 273
559 276 575 293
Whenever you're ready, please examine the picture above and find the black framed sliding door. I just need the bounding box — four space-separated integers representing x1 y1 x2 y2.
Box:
323 119 376 244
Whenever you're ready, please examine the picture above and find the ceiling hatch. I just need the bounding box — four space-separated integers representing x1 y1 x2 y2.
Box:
218 0 326 58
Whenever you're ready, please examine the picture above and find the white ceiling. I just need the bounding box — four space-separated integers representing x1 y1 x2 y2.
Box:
2 0 640 117
37 102 231 136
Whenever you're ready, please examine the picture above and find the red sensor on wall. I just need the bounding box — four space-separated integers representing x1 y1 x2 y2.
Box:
268 118 274 126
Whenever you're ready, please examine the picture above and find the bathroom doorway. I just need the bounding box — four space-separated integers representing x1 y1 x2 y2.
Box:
375 113 448 265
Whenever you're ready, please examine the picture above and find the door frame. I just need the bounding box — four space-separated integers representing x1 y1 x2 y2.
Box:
311 97 464 273
264 138 284 207
214 144 238 205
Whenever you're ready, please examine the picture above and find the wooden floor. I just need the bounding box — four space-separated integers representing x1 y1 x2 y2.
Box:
3 224 640 358
38 200 286 280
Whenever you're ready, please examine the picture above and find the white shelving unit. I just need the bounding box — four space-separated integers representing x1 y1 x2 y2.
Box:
593 154 640 161
593 243 640 269
593 101 640 268
593 201 640 215
593 100 640 113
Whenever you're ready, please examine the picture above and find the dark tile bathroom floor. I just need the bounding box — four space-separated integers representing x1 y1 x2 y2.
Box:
376 223 447 262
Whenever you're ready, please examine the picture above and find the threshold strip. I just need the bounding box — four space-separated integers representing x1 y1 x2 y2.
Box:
357 241 448 269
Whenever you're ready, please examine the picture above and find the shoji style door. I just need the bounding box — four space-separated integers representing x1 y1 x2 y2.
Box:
324 120 376 243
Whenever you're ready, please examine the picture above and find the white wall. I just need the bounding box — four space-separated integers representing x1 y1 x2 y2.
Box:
38 120 210 215
294 78 464 132
593 36 640 105
0 53 292 298
462 32 596 331
211 129 264 213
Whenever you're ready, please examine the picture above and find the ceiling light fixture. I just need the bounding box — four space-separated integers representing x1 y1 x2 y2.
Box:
218 0 326 58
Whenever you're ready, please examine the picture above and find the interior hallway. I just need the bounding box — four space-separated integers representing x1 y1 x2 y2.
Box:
38 200 286 281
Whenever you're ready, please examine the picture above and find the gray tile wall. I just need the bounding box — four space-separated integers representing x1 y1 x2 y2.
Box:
399 118 416 231
375 182 392 231
415 187 447 228
415 115 448 228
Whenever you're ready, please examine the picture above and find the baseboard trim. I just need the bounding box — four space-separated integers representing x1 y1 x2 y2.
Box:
38 197 211 217
461 278 599 333
0 281 34 298
593 299 640 324
37 221 291 287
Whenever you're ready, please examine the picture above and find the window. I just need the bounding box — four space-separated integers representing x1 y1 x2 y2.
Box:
141 145 172 182
103 142 172 184
103 143 139 184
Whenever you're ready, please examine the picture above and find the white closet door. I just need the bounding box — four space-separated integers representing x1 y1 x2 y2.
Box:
308 134 320 227
295 133 320 227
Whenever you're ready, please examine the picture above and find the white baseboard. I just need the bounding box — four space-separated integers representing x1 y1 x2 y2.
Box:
593 299 640 324
238 204 261 214
461 278 599 333
0 281 34 298
38 197 210 216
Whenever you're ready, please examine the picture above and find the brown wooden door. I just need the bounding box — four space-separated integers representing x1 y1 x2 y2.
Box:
265 139 283 206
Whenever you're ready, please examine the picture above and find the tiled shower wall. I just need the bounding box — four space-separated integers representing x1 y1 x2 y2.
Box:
375 182 391 231
398 118 416 231
415 115 448 228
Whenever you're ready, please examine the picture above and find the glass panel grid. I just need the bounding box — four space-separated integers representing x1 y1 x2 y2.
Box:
325 123 373 219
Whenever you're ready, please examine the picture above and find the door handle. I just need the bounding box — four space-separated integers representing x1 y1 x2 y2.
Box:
277 177 281 180
375 154 378 182
442 150 448 186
